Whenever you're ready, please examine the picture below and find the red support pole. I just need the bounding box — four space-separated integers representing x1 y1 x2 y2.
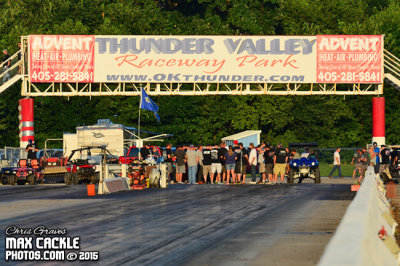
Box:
19 98 34 148
372 97 385 145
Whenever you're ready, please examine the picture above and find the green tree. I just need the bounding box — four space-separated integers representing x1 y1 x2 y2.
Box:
0 0 400 149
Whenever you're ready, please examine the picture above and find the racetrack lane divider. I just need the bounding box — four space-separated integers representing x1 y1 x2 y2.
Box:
103 164 129 194
318 166 400 266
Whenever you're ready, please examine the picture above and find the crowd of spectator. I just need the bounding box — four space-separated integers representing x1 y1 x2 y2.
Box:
139 141 297 185
351 142 399 184
139 141 400 185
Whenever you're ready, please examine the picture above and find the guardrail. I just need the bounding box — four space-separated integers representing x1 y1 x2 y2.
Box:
318 166 400 266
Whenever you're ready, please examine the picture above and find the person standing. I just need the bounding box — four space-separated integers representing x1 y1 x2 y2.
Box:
328 148 343 179
358 148 371 183
202 145 212 184
174 145 187 184
370 145 377 170
391 147 399 167
264 145 275 184
152 146 161 163
257 144 266 183
351 149 362 179
373 142 380 174
234 140 243 184
210 144 221 184
248 143 258 184
197 145 204 183
2 49 10 83
25 139 38 160
286 147 294 176
273 144 288 184
162 143 173 182
140 143 151 161
379 145 392 181
218 142 228 183
186 145 199 184
239 143 249 183
225 145 236 184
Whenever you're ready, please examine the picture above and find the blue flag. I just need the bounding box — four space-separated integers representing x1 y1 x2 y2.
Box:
140 88 160 122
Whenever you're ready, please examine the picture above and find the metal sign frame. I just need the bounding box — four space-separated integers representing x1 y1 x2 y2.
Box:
20 36 385 96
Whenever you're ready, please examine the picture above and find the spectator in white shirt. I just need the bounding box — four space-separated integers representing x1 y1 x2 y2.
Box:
328 148 343 179
249 143 258 184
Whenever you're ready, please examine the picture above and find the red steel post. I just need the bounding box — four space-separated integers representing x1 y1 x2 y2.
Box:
372 97 385 145
19 98 34 148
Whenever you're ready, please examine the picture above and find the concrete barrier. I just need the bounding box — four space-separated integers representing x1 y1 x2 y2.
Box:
98 164 129 194
318 166 400 266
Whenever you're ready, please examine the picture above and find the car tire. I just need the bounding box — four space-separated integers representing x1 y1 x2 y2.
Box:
288 168 294 184
72 173 79 185
64 172 72 185
314 167 321 183
28 175 35 185
9 175 16 186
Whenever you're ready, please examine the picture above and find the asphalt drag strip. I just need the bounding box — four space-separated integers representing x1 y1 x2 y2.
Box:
0 177 355 266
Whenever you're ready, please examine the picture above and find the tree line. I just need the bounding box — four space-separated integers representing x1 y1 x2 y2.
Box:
0 0 400 148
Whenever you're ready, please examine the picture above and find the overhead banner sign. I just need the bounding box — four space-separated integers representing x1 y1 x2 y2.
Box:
29 35 95 83
317 35 383 83
94 35 317 84
29 35 383 84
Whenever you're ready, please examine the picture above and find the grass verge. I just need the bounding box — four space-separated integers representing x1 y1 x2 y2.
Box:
319 163 355 177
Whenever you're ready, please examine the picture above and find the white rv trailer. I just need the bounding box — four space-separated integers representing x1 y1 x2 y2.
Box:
64 119 171 160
